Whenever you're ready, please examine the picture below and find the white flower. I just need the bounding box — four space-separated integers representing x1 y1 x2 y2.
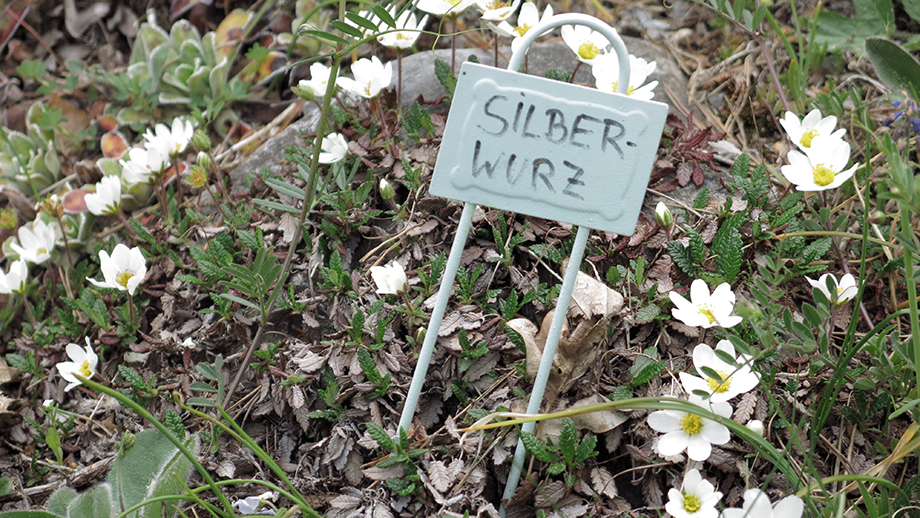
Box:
370 261 407 295
233 491 276 515
43 399 55 409
780 134 859 191
561 24 609 64
10 219 57 265
378 7 429 49
318 133 349 164
745 419 765 436
417 0 475 16
379 178 396 200
84 175 122 216
336 56 393 99
666 469 723 518
679 341 760 403
181 337 197 349
55 337 99 392
121 146 169 185
721 489 804 518
806 272 858 305
647 395 732 462
0 259 29 294
476 0 520 22
592 53 659 100
298 62 334 98
780 109 845 152
87 244 147 296
669 279 742 328
490 2 553 54
655 201 673 227
144 117 195 157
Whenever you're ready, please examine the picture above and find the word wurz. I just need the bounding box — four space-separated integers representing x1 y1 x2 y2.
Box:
471 94 633 200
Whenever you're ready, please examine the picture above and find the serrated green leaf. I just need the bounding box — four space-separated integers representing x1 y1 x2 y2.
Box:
118 365 147 392
366 422 395 451
434 59 456 97
558 418 577 464
574 434 598 464
546 462 566 475
686 227 705 263
712 219 743 283
635 304 661 324
520 430 553 462
667 241 696 277
163 409 185 440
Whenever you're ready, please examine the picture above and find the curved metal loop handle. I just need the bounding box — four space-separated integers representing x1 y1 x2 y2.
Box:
506 13 630 95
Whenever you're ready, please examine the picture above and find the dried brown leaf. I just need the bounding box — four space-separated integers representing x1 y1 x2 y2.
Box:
428 460 456 493
641 472 663 507
677 162 692 186
288 385 305 409
591 467 618 499
363 464 404 481
733 392 757 423
534 481 568 508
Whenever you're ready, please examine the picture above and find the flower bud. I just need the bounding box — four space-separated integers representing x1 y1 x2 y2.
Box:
379 178 396 200
196 151 212 172
745 419 764 436
291 81 316 102
187 165 208 189
655 201 673 228
192 129 211 152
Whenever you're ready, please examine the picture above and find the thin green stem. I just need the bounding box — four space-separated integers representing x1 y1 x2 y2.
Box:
76 376 236 517
773 230 898 249
901 204 920 410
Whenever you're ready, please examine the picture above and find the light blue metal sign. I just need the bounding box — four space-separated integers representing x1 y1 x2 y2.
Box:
430 62 667 235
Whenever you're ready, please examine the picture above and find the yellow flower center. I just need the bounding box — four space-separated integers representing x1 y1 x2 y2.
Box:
578 42 600 60
697 303 716 324
679 414 703 436
116 270 135 288
800 129 818 148
706 371 731 394
813 164 835 187
513 24 531 37
396 33 412 40
486 0 509 9
79 360 92 378
683 493 702 513
37 247 48 255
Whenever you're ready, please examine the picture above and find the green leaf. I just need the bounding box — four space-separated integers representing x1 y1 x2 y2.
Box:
574 434 598 464
16 59 47 79
163 409 185 440
686 227 705 264
635 304 660 324
345 11 379 33
865 37 920 94
904 0 920 23
558 418 577 464
434 59 457 98
265 176 306 200
546 462 566 475
712 216 743 283
802 303 822 328
237 229 263 250
693 188 710 209
186 397 216 407
815 0 894 52
373 5 397 28
331 20 364 39
118 365 147 393
667 241 696 277
253 198 301 214
605 266 621 285
366 422 395 451
520 431 553 462
109 429 198 518
46 487 77 516
0 478 12 497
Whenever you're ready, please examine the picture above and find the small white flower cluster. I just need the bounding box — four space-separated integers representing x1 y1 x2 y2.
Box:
657 280 802 515
86 117 195 216
779 109 859 192
667 469 803 518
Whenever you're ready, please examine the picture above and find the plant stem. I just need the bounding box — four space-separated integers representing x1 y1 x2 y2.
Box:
901 205 920 408
77 376 237 517
223 50 344 408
